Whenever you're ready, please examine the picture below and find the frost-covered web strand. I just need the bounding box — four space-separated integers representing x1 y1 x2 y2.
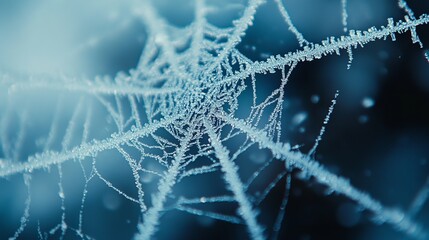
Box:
134 0 194 82
95 95 123 132
135 132 193 240
206 0 265 73
128 96 143 129
46 99 81 238
1 0 428 239
256 171 286 205
9 174 31 240
408 176 429 217
81 105 92 144
77 106 93 238
191 0 206 70
54 164 67 238
308 91 339 156
12 112 27 162
43 99 63 152
62 98 84 151
398 0 423 48
115 95 125 131
116 146 147 212
245 158 275 190
274 0 309 47
247 63 295 131
177 196 236 205
37 222 44 240
205 120 265 240
175 205 242 224
77 170 91 237
222 114 427 240
398 0 415 20
0 116 178 177
0 107 12 159
341 0 348 32
178 162 219 181
93 167 139 203
268 63 296 142
56 100 85 238
8 79 178 97
271 173 291 240
216 14 429 87
346 45 353 69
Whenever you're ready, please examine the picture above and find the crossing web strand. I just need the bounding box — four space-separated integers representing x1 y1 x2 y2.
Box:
274 0 309 47
0 0 428 239
308 90 339 156
341 0 348 32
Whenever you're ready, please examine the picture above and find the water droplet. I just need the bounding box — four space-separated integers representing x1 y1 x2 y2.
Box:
362 97 375 108
311 95 320 104
292 112 308 126
103 192 121 211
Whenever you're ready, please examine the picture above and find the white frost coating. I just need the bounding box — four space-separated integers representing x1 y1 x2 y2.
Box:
308 91 339 156
0 116 178 177
206 0 266 73
191 0 206 70
12 111 27 162
271 174 291 240
116 146 148 212
176 205 242 224
205 120 265 240
216 14 429 87
134 0 195 82
134 132 192 240
8 78 179 96
274 0 309 47
62 98 84 150
398 0 423 48
0 107 13 160
398 0 416 20
346 46 353 69
222 114 427 240
341 0 348 32
0 0 428 239
9 174 31 240
408 176 429 217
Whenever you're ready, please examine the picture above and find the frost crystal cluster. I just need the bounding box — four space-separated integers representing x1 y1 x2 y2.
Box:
0 0 428 239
